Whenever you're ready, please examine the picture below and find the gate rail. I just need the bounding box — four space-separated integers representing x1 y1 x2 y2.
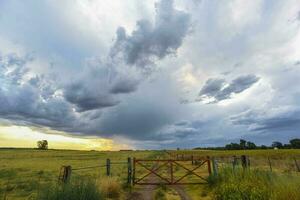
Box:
133 157 211 185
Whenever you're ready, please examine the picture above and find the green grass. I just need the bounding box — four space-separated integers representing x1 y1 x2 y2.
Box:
0 149 157 200
208 168 300 200
170 149 300 200
1 149 300 200
37 177 103 200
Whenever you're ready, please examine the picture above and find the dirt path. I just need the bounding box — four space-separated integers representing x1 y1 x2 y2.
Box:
170 185 191 200
127 183 191 200
127 174 158 200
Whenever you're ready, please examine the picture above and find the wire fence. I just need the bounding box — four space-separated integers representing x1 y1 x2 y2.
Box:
0 157 131 200
1 153 299 199
166 153 300 174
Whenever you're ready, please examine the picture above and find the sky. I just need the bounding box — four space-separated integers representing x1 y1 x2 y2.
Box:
0 0 300 150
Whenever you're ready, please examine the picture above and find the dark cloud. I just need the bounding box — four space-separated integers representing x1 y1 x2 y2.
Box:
231 109 300 132
64 82 119 112
109 78 138 94
0 81 75 130
63 0 190 111
110 0 190 67
97 100 178 140
198 75 259 103
0 0 191 144
199 78 226 99
0 53 79 131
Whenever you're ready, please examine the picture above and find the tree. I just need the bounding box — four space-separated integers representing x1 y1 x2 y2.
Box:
225 143 240 150
240 139 246 149
290 138 300 149
246 141 256 149
272 141 282 149
37 140 48 150
260 145 268 149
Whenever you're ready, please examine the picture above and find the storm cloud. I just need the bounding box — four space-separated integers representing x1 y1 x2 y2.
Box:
231 108 300 132
0 0 300 148
199 75 260 103
110 0 190 67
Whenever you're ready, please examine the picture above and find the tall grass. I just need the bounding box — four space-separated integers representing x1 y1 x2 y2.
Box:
37 176 123 200
99 177 122 199
208 168 300 200
38 178 103 200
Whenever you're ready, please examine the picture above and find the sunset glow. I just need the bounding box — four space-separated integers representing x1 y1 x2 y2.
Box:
0 125 127 150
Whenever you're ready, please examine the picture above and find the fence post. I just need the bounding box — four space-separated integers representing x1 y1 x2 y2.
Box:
241 155 248 170
232 156 238 171
127 157 132 184
268 157 272 172
132 157 136 185
3 179 9 200
212 157 218 176
60 165 72 183
207 156 212 175
106 159 111 176
294 158 300 172
247 156 251 168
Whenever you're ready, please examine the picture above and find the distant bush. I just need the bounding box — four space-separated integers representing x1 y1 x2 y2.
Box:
210 168 300 200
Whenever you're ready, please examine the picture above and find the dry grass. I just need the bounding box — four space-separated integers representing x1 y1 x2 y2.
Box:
98 177 122 199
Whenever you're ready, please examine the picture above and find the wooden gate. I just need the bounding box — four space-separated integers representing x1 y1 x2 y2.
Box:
133 157 211 185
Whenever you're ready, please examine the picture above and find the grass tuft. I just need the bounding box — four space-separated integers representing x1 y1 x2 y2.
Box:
98 177 122 199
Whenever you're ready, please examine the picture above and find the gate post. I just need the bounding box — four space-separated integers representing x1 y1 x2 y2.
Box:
207 156 212 175
212 157 218 176
106 158 111 176
127 157 132 184
191 155 194 165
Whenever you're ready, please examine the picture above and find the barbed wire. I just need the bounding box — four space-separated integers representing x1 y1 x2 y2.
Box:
72 165 106 171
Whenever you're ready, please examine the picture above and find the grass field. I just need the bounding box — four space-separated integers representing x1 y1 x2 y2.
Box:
170 149 300 200
1 149 300 200
0 149 157 199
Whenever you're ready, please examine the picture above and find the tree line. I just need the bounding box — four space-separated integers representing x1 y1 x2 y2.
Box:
194 138 300 150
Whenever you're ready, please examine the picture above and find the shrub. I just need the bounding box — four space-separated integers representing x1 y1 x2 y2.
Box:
98 177 122 199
